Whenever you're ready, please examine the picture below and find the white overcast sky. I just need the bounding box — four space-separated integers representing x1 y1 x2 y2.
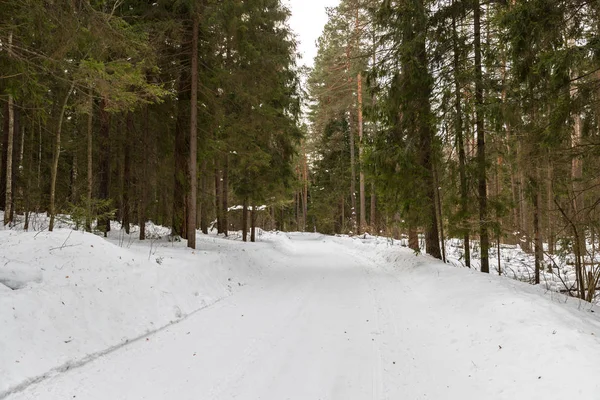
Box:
286 0 341 68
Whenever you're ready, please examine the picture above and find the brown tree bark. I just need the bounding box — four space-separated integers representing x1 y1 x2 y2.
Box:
358 72 366 234
370 184 376 231
187 11 199 249
349 111 357 234
98 98 112 236
408 225 419 252
452 7 470 267
533 167 543 285
86 93 94 233
474 0 489 272
122 112 133 235
3 93 14 226
138 105 149 241
215 165 222 234
251 205 257 243
49 81 75 231
222 155 229 236
242 197 248 242
200 160 208 234
0 100 7 212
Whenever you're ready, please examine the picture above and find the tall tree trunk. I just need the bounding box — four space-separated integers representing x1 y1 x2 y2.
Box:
172 25 192 239
187 11 199 249
98 98 111 236
434 165 446 263
200 160 208 234
37 119 42 197
0 99 7 211
70 130 78 206
358 72 366 233
414 4 441 260
86 93 93 232
49 81 75 232
474 0 489 272
139 106 149 241
24 119 34 231
9 108 20 223
453 8 470 267
17 121 25 213
533 167 543 285
571 81 585 260
122 113 133 235
173 104 188 238
302 144 309 232
547 163 554 254
4 93 14 226
222 155 229 236
349 111 357 233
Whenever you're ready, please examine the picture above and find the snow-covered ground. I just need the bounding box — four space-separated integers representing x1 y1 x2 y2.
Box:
2 222 600 399
444 237 600 302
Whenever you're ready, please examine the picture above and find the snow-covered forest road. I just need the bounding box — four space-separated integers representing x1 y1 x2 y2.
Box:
5 233 600 400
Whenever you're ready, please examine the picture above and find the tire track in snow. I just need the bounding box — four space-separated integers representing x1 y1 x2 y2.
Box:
205 278 319 400
0 293 234 400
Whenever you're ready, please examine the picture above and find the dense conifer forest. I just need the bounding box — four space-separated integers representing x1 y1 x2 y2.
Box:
2 0 600 299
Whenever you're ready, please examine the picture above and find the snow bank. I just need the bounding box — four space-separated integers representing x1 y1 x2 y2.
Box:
0 228 266 397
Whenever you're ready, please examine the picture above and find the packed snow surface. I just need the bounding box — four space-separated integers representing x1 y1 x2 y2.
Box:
2 228 600 399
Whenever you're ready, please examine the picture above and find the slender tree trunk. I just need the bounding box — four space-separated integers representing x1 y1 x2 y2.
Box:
49 81 75 232
242 197 248 242
340 195 345 233
547 164 554 254
251 205 257 243
302 144 309 232
4 93 14 226
474 0 489 272
70 131 78 205
452 9 470 267
295 190 301 230
215 165 222 234
0 100 7 211
98 98 111 236
370 183 376 231
434 165 446 262
17 121 25 213
24 118 34 231
37 119 42 194
9 108 20 223
122 113 133 235
358 72 366 233
414 19 441 259
222 155 229 236
200 160 208 234
349 111 357 233
85 94 94 232
533 168 543 285
187 11 199 249
139 105 149 241
2 32 14 223
571 78 585 259
172 26 191 239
